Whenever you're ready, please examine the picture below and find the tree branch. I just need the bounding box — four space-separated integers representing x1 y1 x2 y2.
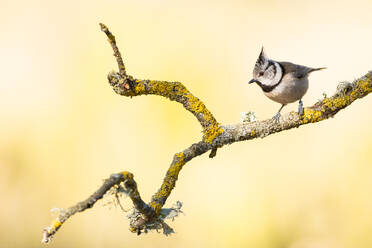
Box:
42 23 372 243
100 22 222 145
99 23 126 77
42 171 153 243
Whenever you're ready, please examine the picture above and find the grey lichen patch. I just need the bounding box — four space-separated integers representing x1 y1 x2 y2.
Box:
336 81 353 97
240 111 257 123
127 201 184 236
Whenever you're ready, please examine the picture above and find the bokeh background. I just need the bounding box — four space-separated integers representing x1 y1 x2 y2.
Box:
1 0 372 247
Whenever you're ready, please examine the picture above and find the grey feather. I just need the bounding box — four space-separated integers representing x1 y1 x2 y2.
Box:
279 62 325 79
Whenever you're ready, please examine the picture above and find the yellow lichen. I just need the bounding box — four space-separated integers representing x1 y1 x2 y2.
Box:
134 82 146 94
301 77 371 124
203 125 224 144
250 130 255 136
144 80 218 129
150 202 162 214
301 108 323 124
357 79 372 94
50 219 62 230
189 97 203 113
322 96 349 111
148 80 181 98
185 92 217 125
121 171 133 180
150 152 186 213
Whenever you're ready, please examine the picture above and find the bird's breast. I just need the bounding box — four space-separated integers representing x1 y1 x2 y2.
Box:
263 75 309 104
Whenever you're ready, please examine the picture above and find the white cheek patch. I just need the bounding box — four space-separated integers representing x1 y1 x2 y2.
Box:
259 61 283 87
272 61 283 85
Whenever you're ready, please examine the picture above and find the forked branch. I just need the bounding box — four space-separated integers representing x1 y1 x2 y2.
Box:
42 23 372 243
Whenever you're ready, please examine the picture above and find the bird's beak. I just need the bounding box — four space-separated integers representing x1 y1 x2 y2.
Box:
248 79 258 84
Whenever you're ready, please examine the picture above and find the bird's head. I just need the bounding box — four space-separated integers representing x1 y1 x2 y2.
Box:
248 47 282 89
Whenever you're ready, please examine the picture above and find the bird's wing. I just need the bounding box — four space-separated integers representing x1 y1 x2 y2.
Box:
280 61 326 79
279 61 314 79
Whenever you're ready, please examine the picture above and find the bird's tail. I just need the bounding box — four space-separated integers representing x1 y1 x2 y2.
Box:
309 67 327 73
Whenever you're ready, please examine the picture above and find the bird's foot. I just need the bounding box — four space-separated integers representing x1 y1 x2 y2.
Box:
298 100 304 116
272 112 281 123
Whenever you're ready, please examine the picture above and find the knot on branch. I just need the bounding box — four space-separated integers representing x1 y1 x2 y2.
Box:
107 71 135 94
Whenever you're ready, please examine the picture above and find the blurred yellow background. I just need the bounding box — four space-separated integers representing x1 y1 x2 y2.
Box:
1 0 372 247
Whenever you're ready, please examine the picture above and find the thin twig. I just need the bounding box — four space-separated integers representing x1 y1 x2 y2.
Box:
99 23 126 77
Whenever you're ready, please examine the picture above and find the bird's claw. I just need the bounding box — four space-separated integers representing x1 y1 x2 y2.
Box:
272 112 281 123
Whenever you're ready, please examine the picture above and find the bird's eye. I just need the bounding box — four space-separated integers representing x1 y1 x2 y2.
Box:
259 71 264 76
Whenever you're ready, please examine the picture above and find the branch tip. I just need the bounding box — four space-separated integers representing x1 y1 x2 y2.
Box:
99 23 107 32
100 23 126 76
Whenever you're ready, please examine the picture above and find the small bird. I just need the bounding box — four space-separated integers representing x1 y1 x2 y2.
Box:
248 48 326 121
